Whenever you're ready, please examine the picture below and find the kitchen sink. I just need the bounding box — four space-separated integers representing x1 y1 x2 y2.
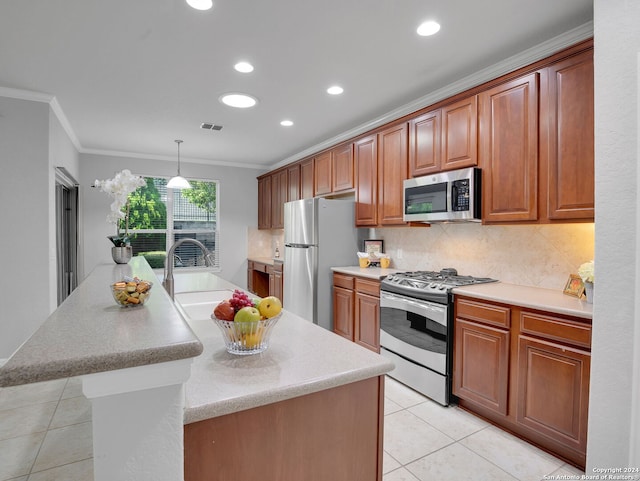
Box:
174 290 234 321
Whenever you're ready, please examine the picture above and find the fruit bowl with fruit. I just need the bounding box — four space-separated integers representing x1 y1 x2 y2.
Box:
211 289 282 355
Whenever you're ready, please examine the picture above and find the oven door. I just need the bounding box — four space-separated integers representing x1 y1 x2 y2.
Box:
379 290 448 375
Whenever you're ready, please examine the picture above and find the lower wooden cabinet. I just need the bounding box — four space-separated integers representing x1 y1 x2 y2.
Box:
248 260 283 301
332 272 380 352
453 296 591 469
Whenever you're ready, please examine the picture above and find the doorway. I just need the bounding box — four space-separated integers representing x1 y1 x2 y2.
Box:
55 167 78 305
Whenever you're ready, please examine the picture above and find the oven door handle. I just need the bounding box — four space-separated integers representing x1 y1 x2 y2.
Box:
380 291 447 328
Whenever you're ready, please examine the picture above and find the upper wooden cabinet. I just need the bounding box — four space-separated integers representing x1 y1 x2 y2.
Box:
409 109 441 176
270 169 288 229
314 144 354 196
442 95 478 171
287 163 301 202
540 49 594 221
257 176 272 230
300 158 314 199
377 123 408 225
354 135 378 226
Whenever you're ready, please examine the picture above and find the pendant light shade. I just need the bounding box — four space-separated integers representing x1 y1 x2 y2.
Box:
167 139 191 189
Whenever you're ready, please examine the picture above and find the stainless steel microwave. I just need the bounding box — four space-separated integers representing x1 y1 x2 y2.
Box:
403 167 481 223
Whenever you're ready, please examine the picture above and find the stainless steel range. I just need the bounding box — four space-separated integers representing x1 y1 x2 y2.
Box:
379 268 497 406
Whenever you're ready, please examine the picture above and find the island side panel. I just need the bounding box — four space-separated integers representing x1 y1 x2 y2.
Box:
184 376 385 481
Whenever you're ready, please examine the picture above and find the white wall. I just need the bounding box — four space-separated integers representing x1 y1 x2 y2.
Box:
0 96 80 358
79 153 264 289
588 0 640 471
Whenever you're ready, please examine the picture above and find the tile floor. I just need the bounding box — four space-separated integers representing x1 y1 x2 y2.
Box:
0 375 584 481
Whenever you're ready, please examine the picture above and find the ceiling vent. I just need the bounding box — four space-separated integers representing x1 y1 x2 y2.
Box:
200 123 223 131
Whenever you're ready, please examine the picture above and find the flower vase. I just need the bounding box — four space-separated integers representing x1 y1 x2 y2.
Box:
584 281 594 304
111 246 132 264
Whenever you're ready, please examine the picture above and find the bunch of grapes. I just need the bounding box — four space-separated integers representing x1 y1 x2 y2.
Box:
229 289 254 312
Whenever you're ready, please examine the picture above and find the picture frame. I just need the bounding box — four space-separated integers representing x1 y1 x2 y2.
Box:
563 274 585 298
363 239 384 257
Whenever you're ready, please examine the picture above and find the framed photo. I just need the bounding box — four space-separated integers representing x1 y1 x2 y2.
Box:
363 239 384 257
563 274 585 298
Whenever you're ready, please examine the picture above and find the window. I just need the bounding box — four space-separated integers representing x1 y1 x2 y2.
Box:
124 177 220 271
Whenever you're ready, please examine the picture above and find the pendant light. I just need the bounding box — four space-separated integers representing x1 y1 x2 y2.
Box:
167 139 191 189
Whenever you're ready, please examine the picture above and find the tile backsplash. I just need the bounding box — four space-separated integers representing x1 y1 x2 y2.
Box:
248 223 595 291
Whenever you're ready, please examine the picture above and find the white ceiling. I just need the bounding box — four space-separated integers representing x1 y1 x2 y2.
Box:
0 0 593 170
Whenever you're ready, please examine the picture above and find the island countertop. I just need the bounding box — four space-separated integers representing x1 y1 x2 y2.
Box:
0 257 203 387
171 272 395 424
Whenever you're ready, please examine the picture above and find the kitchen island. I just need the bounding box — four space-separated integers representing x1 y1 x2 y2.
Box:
0 258 393 481
172 271 394 481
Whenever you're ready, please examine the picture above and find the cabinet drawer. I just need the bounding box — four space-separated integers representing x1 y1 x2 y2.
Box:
355 278 380 296
456 297 511 328
252 261 269 273
333 273 355 290
520 311 591 349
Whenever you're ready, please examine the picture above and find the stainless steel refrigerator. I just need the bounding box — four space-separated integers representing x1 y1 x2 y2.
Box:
283 198 358 330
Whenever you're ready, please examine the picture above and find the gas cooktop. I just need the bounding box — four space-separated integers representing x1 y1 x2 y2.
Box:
381 268 498 302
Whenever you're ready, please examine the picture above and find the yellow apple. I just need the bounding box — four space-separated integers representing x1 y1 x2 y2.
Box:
257 296 282 318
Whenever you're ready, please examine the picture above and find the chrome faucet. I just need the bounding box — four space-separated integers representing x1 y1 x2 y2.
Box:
162 238 215 299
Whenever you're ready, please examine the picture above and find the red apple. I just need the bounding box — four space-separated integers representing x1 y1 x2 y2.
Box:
214 300 235 321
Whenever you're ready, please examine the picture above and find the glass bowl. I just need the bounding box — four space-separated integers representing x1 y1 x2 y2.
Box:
211 313 282 355
111 280 153 307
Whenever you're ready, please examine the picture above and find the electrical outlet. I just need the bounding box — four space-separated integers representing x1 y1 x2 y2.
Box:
397 248 403 259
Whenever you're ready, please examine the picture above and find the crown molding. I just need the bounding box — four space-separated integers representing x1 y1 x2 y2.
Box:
272 21 594 170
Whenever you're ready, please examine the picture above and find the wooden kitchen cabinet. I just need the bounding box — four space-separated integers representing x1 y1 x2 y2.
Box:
453 298 511 416
540 48 594 221
257 176 272 229
268 262 284 303
453 295 592 469
287 163 301 202
300 158 314 199
480 73 539 223
271 169 288 229
355 124 408 227
248 260 282 299
315 144 354 196
409 109 441 176
441 95 478 171
377 123 408 225
354 135 378 226
332 272 380 352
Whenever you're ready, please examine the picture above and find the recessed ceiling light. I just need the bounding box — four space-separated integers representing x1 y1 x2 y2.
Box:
219 93 258 108
234 61 254 73
186 0 213 10
417 20 441 36
327 86 344 95
280 120 294 127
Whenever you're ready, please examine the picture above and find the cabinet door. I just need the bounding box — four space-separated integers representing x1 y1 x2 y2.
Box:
287 163 301 202
409 110 441 176
453 318 510 416
333 286 355 341
442 95 478 171
516 336 590 456
332 143 354 192
355 292 380 352
355 135 378 226
247 261 254 294
314 151 332 195
300 158 314 199
271 169 287 229
542 50 594 221
257 176 272 229
480 73 539 222
378 123 408 225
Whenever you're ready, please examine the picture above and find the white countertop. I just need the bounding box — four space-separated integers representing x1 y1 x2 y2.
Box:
170 272 395 424
331 265 402 280
0 257 203 387
452 282 593 320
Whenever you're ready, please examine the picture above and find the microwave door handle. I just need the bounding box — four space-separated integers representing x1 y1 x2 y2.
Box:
451 182 458 211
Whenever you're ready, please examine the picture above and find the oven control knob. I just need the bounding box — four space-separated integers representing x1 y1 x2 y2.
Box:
438 285 446 290
429 282 437 288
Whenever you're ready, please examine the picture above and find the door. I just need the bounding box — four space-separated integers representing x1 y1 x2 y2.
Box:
55 168 79 305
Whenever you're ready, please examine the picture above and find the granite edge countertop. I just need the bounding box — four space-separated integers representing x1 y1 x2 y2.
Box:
452 282 593 320
331 265 403 280
170 272 394 424
0 257 203 387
